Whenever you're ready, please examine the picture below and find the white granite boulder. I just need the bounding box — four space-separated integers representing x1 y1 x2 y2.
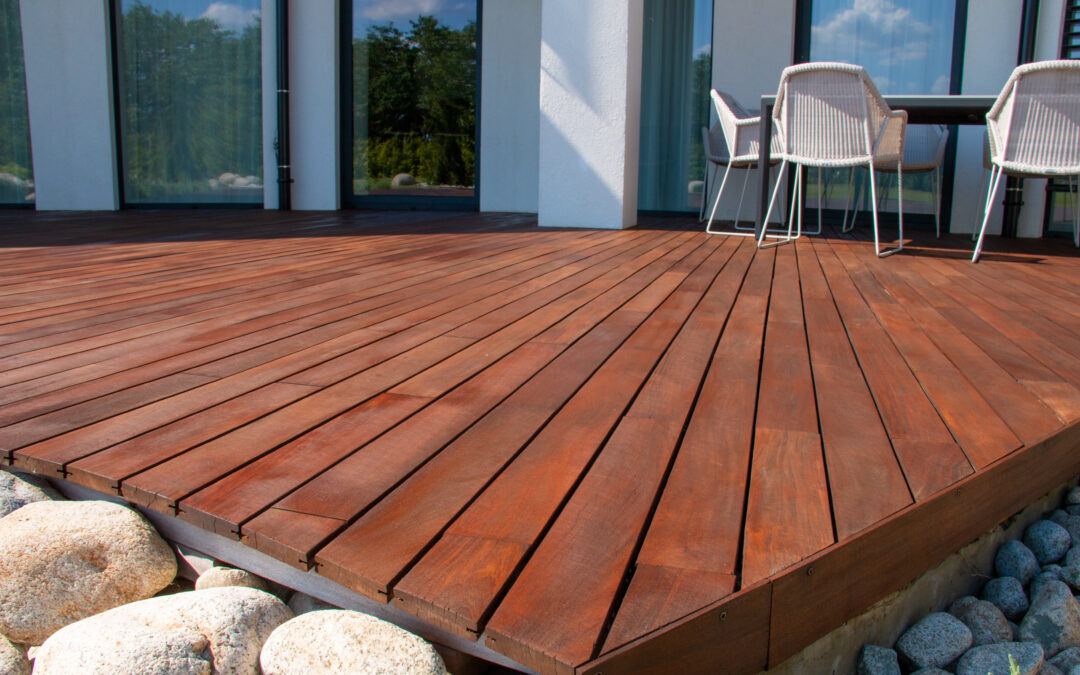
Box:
1019 580 1080 657
0 634 29 675
260 610 445 675
0 469 62 518
33 586 292 674
0 500 176 644
195 567 268 593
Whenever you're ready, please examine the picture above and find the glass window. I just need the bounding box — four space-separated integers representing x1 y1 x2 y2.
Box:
804 0 959 221
347 1 478 205
638 0 712 212
0 0 33 205
115 0 262 205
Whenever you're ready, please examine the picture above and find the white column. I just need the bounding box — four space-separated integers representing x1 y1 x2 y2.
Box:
537 0 644 229
289 0 339 210
20 0 118 210
261 0 279 209
479 0 541 213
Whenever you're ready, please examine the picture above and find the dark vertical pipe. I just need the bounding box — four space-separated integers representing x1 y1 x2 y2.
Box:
275 0 292 210
1002 0 1040 237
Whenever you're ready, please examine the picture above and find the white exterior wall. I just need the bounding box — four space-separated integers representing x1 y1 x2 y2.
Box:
479 0 541 213
20 0 118 210
1016 0 1068 238
289 0 339 210
537 1 644 229
709 0 796 224
950 0 1022 235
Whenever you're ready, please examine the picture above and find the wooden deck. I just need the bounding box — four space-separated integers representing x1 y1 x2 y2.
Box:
1 209 1079 674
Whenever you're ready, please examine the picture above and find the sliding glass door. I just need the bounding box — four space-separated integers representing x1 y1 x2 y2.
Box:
0 0 32 205
637 0 712 213
344 1 479 208
113 0 262 205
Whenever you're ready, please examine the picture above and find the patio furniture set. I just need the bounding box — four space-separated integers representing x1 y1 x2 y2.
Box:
700 60 1080 262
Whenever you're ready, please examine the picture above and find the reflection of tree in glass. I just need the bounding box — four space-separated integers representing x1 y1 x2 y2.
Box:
353 16 476 191
0 0 33 203
119 3 261 202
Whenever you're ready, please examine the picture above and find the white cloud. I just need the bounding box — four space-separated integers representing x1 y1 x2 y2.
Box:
812 0 932 49
930 75 950 95
362 0 446 22
201 2 260 31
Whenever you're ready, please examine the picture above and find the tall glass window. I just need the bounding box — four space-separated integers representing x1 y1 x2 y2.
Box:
346 1 478 206
803 0 960 221
0 0 33 205
638 0 712 212
115 0 262 205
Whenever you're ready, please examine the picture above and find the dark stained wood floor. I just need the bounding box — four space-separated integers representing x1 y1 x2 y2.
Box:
2 209 1079 674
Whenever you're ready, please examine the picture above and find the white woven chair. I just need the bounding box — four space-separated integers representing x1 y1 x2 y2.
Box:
705 90 782 237
760 62 907 256
974 60 1080 262
698 123 729 222
851 125 946 238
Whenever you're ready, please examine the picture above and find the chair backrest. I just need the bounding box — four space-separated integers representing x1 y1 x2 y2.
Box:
988 60 1080 174
710 90 755 160
773 62 892 166
903 125 948 169
700 124 729 165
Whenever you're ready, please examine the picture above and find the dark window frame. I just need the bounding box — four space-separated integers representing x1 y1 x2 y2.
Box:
1043 0 1080 236
339 0 482 211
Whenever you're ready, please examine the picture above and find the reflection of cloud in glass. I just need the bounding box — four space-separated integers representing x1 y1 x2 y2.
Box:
810 0 953 94
362 0 446 21
201 2 259 30
812 0 931 48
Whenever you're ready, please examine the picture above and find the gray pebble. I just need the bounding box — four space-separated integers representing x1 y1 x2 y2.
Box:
957 598 1014 645
1067 547 1080 569
956 642 1044 675
1066 487 1080 506
1061 567 1080 593
1043 663 1066 675
1051 647 1080 672
857 644 901 675
1027 520 1073 564
950 595 981 618
998 539 1041 584
896 612 972 669
1036 571 1067 598
984 575 1031 621
910 670 951 675
1052 513 1080 548
1066 506 1080 518
1019 579 1080 657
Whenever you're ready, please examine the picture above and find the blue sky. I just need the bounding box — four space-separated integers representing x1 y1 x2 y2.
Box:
125 0 260 31
353 0 476 36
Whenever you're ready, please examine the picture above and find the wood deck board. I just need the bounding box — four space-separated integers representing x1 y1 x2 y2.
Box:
2 210 1080 675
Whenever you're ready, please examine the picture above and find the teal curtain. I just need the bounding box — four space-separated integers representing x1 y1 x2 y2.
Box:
0 0 33 204
117 0 262 204
638 0 711 212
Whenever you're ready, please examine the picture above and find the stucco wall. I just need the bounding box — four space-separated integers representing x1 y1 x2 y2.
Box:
289 0 339 210
479 0 541 213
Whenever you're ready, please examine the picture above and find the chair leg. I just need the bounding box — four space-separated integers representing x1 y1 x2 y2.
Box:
758 160 789 248
1071 175 1079 248
705 163 732 234
932 167 941 238
733 166 753 230
974 165 1005 263
842 168 858 233
869 163 902 258
698 162 712 222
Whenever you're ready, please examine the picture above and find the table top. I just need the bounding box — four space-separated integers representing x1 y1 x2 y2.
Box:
760 93 998 125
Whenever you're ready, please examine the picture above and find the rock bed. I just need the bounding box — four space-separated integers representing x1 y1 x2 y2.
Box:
859 479 1080 675
0 468 448 674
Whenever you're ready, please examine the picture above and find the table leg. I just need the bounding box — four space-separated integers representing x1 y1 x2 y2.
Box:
756 102 773 239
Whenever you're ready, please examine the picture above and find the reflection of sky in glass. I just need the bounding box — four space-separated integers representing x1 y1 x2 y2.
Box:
810 0 955 94
125 0 260 31
693 0 711 57
353 0 476 36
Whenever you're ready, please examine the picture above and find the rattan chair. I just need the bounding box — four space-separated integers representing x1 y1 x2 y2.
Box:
704 90 781 237
698 123 728 222
760 62 907 256
869 124 949 237
974 60 1080 262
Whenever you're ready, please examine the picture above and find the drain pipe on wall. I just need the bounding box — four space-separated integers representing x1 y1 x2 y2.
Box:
275 0 292 210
